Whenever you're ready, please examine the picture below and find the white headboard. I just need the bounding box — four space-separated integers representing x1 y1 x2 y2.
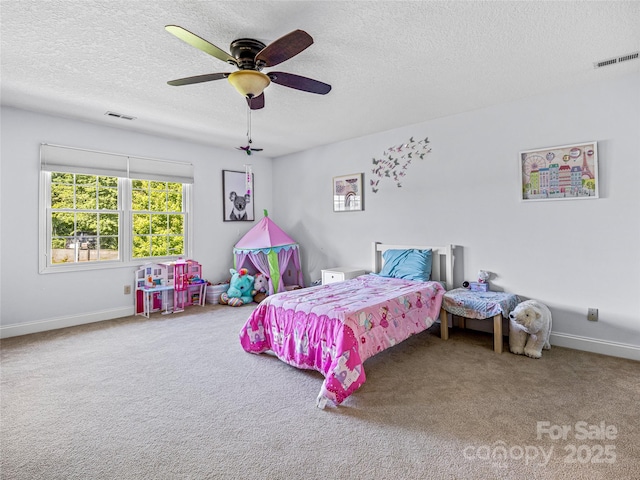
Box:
372 242 455 291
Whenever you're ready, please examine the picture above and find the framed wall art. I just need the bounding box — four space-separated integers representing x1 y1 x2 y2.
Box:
519 141 598 202
333 173 364 212
222 170 254 221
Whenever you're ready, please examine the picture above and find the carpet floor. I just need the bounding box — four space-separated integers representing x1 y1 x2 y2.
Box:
1 303 638 479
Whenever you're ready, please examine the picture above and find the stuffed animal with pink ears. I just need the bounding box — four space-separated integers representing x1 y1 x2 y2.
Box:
477 270 491 284
252 272 270 303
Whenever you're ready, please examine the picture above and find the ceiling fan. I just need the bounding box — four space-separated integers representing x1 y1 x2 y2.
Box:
165 26 332 109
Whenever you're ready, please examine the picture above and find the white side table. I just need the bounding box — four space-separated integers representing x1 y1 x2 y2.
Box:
321 267 366 285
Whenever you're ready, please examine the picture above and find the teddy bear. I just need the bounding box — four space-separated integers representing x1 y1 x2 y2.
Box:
220 268 254 306
252 272 269 303
477 270 491 283
508 299 552 358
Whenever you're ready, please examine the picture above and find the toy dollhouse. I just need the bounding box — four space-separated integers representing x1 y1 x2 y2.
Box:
135 259 206 316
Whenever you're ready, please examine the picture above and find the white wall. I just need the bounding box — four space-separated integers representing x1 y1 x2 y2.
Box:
0 107 272 335
2 74 638 359
272 73 640 359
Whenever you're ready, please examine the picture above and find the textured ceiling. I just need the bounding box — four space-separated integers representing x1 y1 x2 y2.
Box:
1 1 639 157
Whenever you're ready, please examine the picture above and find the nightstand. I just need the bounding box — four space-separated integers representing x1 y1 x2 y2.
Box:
321 267 366 285
441 288 521 354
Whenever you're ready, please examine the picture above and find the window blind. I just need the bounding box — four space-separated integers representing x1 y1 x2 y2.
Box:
128 156 194 184
40 144 194 184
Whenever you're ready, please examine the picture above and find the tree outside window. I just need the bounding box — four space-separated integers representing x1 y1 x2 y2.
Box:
50 173 119 264
131 180 185 259
47 174 188 266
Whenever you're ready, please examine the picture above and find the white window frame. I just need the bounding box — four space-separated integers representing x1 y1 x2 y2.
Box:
39 144 193 274
128 179 192 262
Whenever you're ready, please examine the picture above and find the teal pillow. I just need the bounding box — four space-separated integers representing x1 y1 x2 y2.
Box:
378 249 432 282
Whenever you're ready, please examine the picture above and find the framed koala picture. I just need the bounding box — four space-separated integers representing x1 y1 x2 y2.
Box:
222 170 254 221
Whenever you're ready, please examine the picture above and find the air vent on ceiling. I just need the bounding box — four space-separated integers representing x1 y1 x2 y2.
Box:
593 51 639 69
105 111 137 120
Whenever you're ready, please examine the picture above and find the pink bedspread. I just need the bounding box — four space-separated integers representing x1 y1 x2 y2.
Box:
239 274 445 407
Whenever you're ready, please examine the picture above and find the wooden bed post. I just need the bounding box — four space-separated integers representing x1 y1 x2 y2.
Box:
440 308 449 340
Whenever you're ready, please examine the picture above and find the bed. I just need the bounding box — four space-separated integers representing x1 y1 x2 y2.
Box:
239 242 454 408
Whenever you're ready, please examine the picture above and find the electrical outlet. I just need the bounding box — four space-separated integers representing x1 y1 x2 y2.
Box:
124 285 131 295
587 308 598 322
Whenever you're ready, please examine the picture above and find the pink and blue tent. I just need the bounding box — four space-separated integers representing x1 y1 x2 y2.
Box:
233 211 304 295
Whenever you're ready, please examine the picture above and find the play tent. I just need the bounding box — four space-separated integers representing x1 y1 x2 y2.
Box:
233 211 304 295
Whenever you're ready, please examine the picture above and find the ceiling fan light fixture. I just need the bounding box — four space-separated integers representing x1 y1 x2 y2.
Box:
228 70 270 98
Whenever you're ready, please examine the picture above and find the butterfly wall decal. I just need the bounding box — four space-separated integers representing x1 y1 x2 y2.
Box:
370 136 431 193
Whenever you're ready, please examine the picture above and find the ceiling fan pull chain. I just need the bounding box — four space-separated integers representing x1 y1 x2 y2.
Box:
247 102 253 144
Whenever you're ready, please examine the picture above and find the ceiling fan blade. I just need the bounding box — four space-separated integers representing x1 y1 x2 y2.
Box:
165 25 237 66
255 30 313 67
268 72 331 95
167 73 229 86
247 93 265 110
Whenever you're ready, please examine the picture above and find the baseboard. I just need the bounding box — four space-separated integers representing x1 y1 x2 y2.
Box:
443 314 639 361
4 311 638 362
0 307 135 339
550 332 640 361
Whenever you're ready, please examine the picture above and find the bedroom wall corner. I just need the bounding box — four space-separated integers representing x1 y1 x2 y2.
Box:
270 72 640 358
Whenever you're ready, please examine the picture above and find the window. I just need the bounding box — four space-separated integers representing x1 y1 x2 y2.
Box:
50 172 120 264
131 180 185 258
40 144 194 273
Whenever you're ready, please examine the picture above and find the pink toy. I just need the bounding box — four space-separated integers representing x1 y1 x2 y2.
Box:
252 272 269 303
233 211 304 295
477 270 490 284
